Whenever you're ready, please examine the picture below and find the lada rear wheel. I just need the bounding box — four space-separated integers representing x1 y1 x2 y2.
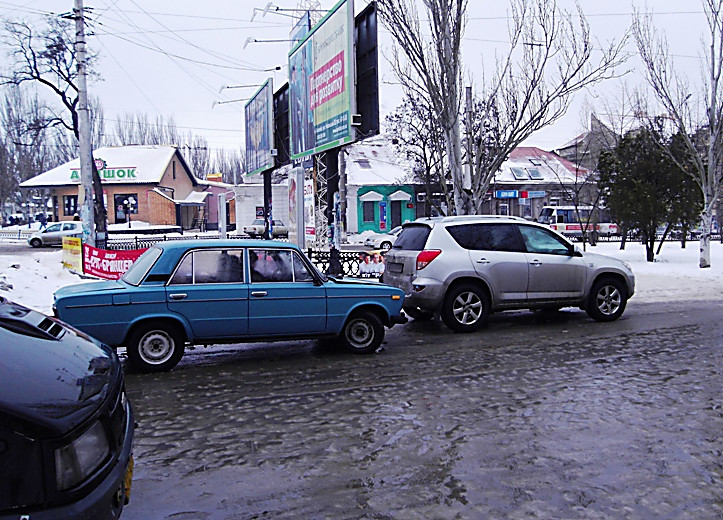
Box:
586 277 627 322
340 310 384 354
127 323 185 372
441 284 490 333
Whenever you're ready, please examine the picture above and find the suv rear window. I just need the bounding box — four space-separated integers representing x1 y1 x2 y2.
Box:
446 223 525 251
393 225 431 250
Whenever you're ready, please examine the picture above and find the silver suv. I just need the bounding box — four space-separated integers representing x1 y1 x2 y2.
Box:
382 216 635 332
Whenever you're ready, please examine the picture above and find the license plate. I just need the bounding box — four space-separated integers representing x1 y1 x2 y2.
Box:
123 456 134 504
388 262 403 273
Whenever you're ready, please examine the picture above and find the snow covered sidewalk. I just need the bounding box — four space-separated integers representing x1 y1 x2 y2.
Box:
0 240 721 316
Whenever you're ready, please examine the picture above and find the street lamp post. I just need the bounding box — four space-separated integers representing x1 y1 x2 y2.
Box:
124 197 136 229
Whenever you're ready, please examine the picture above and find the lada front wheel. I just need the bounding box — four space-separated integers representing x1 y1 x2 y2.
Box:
127 322 185 372
340 310 384 354
441 283 490 333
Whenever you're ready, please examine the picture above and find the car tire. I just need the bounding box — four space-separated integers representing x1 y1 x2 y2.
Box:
405 307 434 321
586 277 628 322
380 241 392 251
29 238 42 248
339 310 384 354
441 283 490 333
126 322 185 372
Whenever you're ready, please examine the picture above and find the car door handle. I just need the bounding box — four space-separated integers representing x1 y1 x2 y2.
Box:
251 291 268 297
529 260 542 266
169 293 187 300
476 258 490 264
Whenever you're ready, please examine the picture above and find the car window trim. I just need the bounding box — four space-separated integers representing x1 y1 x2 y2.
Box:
167 247 247 286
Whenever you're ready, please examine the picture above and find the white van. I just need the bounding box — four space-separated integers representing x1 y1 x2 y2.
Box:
537 206 618 238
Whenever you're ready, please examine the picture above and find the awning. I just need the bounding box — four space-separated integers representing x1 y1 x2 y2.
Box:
388 190 412 201
359 191 384 202
175 191 209 206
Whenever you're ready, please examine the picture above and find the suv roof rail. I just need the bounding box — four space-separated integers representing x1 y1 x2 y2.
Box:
437 214 528 222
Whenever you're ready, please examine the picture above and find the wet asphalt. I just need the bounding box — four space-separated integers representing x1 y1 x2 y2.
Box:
122 300 722 519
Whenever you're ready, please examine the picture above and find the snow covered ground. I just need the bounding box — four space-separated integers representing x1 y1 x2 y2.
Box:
0 238 721 316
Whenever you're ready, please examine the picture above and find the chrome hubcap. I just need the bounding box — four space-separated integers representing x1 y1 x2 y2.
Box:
452 291 483 325
596 286 622 316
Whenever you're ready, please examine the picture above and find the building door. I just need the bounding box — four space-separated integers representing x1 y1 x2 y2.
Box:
391 200 402 228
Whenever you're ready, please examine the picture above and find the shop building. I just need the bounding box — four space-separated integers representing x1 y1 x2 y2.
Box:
19 145 235 230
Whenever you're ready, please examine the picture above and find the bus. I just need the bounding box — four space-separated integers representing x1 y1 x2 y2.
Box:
537 206 619 238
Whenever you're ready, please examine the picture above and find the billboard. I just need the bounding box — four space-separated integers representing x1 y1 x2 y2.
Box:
245 78 275 176
289 0 355 159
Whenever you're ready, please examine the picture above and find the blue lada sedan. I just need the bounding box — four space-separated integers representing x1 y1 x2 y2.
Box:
54 240 406 372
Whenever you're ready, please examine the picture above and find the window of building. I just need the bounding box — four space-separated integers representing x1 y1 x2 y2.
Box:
511 167 529 180
63 195 78 216
527 168 544 180
355 159 372 169
362 201 375 222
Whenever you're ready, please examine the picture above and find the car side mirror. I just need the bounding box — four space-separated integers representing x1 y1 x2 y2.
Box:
571 246 583 257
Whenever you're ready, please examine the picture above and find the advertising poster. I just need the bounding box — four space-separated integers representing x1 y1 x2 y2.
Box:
62 237 83 272
83 244 147 280
304 178 316 245
245 78 275 176
289 0 355 159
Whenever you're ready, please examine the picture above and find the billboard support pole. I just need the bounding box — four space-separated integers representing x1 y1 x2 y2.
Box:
263 170 272 240
338 148 347 244
325 149 342 275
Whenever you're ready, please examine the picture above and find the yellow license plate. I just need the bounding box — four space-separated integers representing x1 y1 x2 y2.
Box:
123 456 134 504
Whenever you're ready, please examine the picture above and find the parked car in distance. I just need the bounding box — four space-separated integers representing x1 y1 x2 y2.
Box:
54 239 407 372
28 221 82 247
382 216 635 332
0 296 134 520
242 219 288 238
364 225 403 251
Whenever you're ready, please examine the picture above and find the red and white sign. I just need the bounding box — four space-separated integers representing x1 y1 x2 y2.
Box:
83 244 147 280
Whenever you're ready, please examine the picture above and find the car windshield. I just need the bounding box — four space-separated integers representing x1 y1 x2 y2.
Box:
251 219 264 225
121 247 163 286
393 225 431 250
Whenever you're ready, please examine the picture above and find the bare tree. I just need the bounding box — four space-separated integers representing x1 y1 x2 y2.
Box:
0 86 59 219
633 0 723 268
378 0 468 213
1 17 107 233
467 0 627 214
386 95 451 215
379 0 627 215
112 112 181 146
212 148 245 184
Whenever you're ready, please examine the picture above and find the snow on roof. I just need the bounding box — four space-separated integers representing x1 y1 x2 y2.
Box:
345 136 410 186
177 191 209 205
496 147 589 184
20 145 189 188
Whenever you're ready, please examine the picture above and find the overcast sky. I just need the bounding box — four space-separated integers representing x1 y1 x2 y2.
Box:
0 0 711 161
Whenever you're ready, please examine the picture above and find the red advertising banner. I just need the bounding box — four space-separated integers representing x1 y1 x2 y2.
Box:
83 244 147 280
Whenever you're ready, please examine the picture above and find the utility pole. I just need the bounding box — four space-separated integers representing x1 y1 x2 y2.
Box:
73 0 96 246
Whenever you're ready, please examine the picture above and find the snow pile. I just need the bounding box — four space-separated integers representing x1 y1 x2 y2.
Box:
0 250 86 313
0 240 721 316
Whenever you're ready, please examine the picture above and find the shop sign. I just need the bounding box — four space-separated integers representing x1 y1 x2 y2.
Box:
70 162 138 181
495 190 519 199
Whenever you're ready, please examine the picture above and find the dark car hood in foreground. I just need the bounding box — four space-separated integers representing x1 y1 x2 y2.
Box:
0 300 118 437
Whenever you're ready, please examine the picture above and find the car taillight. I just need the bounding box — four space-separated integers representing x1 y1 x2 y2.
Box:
416 250 441 270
